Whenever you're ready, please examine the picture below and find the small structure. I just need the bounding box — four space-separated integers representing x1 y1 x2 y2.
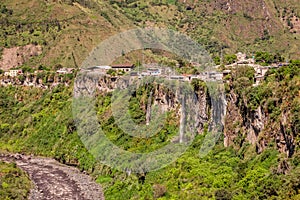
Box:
111 64 134 72
236 52 247 62
147 68 161 76
254 75 265 86
223 70 231 76
197 72 209 80
208 71 223 81
56 68 75 74
170 75 184 80
140 72 150 76
182 74 192 81
277 62 289 67
4 70 23 77
130 71 138 76
87 66 111 73
190 75 199 80
255 66 269 76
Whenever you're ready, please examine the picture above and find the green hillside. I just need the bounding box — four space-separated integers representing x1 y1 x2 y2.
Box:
0 63 299 199
1 0 300 71
0 0 300 199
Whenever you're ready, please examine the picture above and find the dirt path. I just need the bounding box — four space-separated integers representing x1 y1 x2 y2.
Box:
0 154 104 200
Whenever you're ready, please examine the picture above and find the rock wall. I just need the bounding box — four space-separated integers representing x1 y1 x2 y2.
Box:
224 90 296 158
0 73 72 89
74 73 210 135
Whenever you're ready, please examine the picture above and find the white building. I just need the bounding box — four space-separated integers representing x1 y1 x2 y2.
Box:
4 70 23 77
56 68 74 74
147 68 161 76
111 64 134 72
236 52 247 62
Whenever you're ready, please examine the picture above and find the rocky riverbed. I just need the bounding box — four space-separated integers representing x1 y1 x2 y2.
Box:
0 154 104 200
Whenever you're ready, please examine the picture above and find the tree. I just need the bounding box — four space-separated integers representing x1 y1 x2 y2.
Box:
106 69 116 76
213 56 221 65
254 51 279 65
224 54 237 65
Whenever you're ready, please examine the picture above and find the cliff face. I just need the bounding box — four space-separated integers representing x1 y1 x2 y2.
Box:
75 70 298 159
0 72 73 89
74 74 210 135
224 82 298 159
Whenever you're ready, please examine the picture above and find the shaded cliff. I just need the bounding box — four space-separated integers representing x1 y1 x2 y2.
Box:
224 64 300 171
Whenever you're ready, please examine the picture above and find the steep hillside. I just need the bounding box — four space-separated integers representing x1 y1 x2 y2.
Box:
0 63 299 199
0 1 300 199
1 0 300 72
0 0 134 70
110 0 300 58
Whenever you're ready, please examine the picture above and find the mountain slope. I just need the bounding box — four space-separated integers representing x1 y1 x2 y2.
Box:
1 0 300 71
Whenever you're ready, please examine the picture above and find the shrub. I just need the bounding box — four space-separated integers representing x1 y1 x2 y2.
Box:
153 184 167 198
224 54 237 65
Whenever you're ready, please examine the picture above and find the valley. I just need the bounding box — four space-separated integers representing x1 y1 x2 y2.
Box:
0 0 300 199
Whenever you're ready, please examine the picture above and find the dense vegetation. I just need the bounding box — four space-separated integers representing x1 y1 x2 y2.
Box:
224 62 300 152
0 162 32 199
0 63 299 199
1 0 300 199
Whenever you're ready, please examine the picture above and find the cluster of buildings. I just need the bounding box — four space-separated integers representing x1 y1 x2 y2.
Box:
4 69 23 77
86 62 227 82
1 52 286 86
2 68 76 77
84 64 135 73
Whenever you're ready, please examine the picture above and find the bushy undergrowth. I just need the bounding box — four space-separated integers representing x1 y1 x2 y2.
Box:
0 64 299 199
0 162 32 200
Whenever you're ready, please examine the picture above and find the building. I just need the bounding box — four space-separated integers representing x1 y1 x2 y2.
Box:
56 68 75 74
130 71 138 76
87 66 111 73
111 64 134 72
4 70 23 77
208 71 223 81
254 75 265 86
170 75 184 80
236 52 247 62
223 70 231 76
182 74 192 81
147 68 161 76
255 66 269 76
197 72 209 80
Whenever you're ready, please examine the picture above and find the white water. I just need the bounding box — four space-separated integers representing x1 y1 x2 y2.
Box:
146 90 153 126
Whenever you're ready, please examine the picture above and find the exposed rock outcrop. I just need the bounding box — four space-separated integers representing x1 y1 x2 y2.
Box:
0 45 42 70
224 89 296 158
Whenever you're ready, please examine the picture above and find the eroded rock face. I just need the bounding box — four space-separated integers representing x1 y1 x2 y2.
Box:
224 90 296 158
0 154 104 200
74 74 209 135
0 45 42 70
224 91 271 151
